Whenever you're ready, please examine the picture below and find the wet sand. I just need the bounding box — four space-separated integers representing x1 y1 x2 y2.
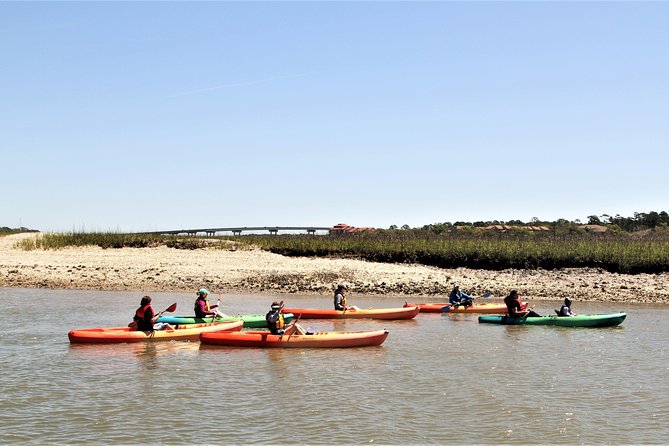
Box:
1 233 668 303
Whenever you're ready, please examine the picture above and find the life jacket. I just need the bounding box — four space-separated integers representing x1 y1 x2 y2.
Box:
134 304 153 331
265 310 285 329
334 292 347 310
194 297 210 317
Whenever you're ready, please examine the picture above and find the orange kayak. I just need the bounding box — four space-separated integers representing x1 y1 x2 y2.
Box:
68 321 244 344
200 329 389 348
405 302 527 314
282 306 420 320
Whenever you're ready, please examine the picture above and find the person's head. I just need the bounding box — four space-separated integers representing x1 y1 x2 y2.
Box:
197 288 209 299
564 297 572 306
271 301 282 311
140 295 151 306
337 284 348 292
509 290 518 299
453 283 460 290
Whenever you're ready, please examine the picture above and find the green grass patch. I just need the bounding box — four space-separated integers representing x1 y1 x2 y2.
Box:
227 231 669 274
16 232 219 250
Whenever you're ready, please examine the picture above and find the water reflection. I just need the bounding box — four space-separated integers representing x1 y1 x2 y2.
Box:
135 342 159 370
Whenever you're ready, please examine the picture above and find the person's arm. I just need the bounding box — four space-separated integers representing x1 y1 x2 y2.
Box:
147 307 157 323
197 300 215 316
509 301 526 317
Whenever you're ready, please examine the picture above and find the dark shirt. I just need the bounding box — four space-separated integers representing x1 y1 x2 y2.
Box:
504 296 524 317
558 304 573 316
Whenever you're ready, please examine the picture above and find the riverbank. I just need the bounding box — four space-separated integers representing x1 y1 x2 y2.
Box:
1 233 668 303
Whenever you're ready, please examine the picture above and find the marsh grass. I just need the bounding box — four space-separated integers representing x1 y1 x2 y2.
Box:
230 232 669 274
16 232 215 250
14 230 669 274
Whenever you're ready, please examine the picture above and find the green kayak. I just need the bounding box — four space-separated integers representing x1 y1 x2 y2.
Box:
157 313 294 328
478 313 626 328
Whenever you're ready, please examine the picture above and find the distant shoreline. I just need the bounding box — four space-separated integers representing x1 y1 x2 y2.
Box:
1 233 668 303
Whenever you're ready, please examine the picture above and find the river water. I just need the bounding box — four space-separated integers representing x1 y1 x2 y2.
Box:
0 287 667 445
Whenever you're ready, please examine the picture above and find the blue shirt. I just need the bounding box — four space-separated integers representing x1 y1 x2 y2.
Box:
449 289 472 304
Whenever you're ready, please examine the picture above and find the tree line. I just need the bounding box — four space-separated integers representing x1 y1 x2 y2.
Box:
387 210 669 235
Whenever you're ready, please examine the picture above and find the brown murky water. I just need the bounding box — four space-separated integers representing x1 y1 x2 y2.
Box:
1 287 667 444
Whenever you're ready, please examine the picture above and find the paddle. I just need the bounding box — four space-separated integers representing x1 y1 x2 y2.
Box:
160 302 178 316
155 302 178 329
442 291 491 313
285 313 303 340
129 302 177 330
520 304 536 320
211 293 221 324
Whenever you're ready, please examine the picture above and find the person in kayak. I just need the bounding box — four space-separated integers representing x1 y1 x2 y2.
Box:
504 290 541 318
556 297 577 316
266 302 306 336
449 283 474 307
266 301 291 335
194 288 226 320
333 284 360 311
133 295 175 331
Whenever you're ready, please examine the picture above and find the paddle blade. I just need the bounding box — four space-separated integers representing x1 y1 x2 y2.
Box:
441 305 452 313
482 291 493 298
165 303 177 313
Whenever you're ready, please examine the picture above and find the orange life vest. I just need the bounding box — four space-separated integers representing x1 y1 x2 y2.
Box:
134 304 153 330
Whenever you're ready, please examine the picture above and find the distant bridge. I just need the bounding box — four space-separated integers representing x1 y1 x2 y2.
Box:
146 226 333 236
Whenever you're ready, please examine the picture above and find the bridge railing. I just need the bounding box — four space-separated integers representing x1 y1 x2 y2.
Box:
144 226 333 236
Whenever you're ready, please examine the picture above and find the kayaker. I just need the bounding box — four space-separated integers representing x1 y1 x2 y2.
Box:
194 288 226 319
266 301 288 334
449 283 474 307
334 284 359 311
504 290 541 318
556 297 577 317
133 295 175 332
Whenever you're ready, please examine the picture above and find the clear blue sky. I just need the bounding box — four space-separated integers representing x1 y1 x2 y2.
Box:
2 2 667 232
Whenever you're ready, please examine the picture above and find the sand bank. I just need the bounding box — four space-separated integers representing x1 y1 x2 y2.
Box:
1 233 668 303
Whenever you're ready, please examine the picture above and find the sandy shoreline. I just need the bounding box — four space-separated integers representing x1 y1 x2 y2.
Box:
1 233 668 303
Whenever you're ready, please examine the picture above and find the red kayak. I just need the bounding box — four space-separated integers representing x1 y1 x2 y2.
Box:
404 302 527 314
200 329 389 348
282 306 420 320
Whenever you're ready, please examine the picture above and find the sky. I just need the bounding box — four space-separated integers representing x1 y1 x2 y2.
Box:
2 1 667 233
